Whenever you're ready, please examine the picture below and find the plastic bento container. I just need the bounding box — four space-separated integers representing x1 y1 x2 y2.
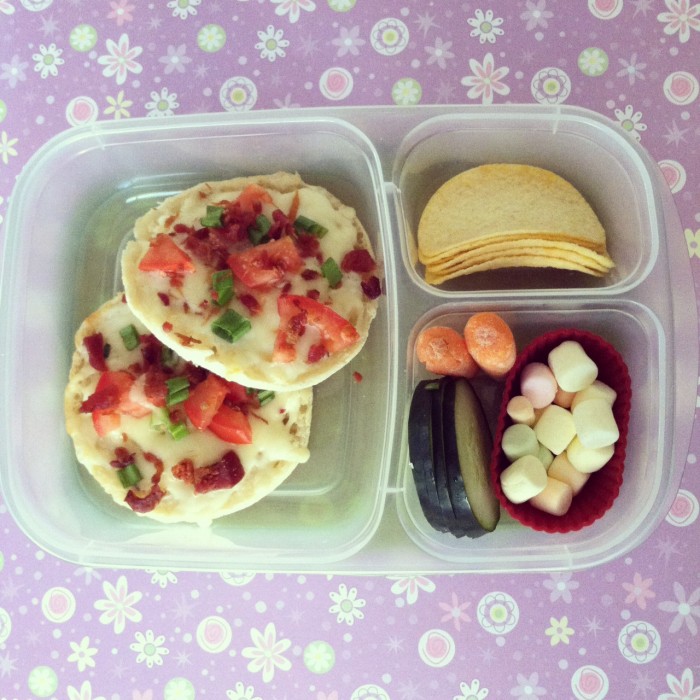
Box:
0 104 695 573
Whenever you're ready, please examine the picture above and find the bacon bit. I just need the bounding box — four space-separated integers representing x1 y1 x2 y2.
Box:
172 459 195 484
124 452 165 513
306 289 320 301
361 275 382 300
80 385 119 413
163 322 173 332
341 249 377 274
170 273 185 289
110 446 134 469
121 293 127 304
238 293 261 316
353 371 363 383
301 269 320 281
164 214 177 228
173 223 196 235
194 451 245 494
307 343 328 363
157 292 170 306
83 333 108 372
175 333 201 347
281 281 293 296
295 232 320 258
183 302 190 314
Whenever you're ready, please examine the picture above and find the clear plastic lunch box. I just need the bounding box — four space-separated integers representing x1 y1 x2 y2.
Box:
0 105 695 573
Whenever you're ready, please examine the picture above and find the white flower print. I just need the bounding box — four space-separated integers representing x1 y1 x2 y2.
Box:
658 582 700 634
198 23 226 52
455 679 489 700
657 0 700 43
97 33 143 85
617 53 647 85
0 0 15 16
467 9 504 44
388 575 436 605
614 104 647 141
331 25 365 57
130 629 169 667
67 635 98 672
511 672 547 697
0 130 18 165
425 37 454 69
659 667 700 700
255 26 289 62
0 55 28 88
329 583 366 625
168 0 201 20
271 0 316 24
542 572 579 603
241 622 292 683
578 47 608 76
70 24 98 52
73 566 102 585
226 682 262 700
32 43 64 78
392 78 422 105
159 43 191 74
460 52 510 105
67 680 106 700
521 0 553 31
147 568 178 586
94 575 142 634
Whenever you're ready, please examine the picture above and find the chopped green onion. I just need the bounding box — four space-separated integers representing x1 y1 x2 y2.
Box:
118 463 142 488
321 257 342 288
211 269 234 307
119 324 140 351
248 214 271 245
201 205 225 228
212 309 251 343
161 346 177 368
256 389 275 406
166 376 190 406
150 407 170 433
168 421 189 440
294 215 328 238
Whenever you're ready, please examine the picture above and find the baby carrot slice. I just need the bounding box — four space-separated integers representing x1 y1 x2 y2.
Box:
464 312 516 379
416 326 479 378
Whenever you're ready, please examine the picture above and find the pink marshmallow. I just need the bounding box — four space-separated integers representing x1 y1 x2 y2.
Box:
520 362 558 409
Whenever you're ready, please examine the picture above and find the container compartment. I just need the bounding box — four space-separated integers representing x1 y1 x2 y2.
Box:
0 115 398 569
393 112 659 296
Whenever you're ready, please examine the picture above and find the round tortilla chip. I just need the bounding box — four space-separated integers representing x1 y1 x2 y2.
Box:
65 295 313 526
121 172 380 392
417 164 612 264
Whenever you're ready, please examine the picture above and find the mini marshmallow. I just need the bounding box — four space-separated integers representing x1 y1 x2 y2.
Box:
530 476 574 516
499 454 548 504
548 453 590 495
567 436 614 473
520 362 558 409
534 404 576 455
507 395 536 426
571 380 617 410
553 387 576 409
572 398 619 449
538 445 554 470
501 423 540 461
547 340 598 392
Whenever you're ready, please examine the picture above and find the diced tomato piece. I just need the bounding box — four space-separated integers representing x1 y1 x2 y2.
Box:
273 295 360 363
227 236 303 289
83 332 108 371
183 374 229 430
92 410 121 437
138 234 196 275
234 184 274 215
207 404 253 444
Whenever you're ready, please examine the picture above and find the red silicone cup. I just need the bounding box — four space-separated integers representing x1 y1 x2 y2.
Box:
490 329 632 534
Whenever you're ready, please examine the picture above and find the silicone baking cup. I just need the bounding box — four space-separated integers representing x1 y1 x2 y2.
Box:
490 329 632 534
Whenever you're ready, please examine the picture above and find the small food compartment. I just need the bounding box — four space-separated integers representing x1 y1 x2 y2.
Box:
398 302 667 570
0 114 397 570
393 112 658 296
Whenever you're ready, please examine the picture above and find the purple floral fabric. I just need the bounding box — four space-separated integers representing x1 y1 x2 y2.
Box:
1 1 699 698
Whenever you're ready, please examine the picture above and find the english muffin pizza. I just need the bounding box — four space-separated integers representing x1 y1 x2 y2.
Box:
65 295 313 525
121 172 381 392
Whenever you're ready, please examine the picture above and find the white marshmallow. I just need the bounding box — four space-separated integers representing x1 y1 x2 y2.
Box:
499 455 548 504
507 395 536 426
534 404 576 455
572 398 619 448
571 380 617 410
538 445 554 470
548 453 590 495
501 423 540 461
547 340 598 392
567 436 614 473
553 387 576 408
530 477 574 516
